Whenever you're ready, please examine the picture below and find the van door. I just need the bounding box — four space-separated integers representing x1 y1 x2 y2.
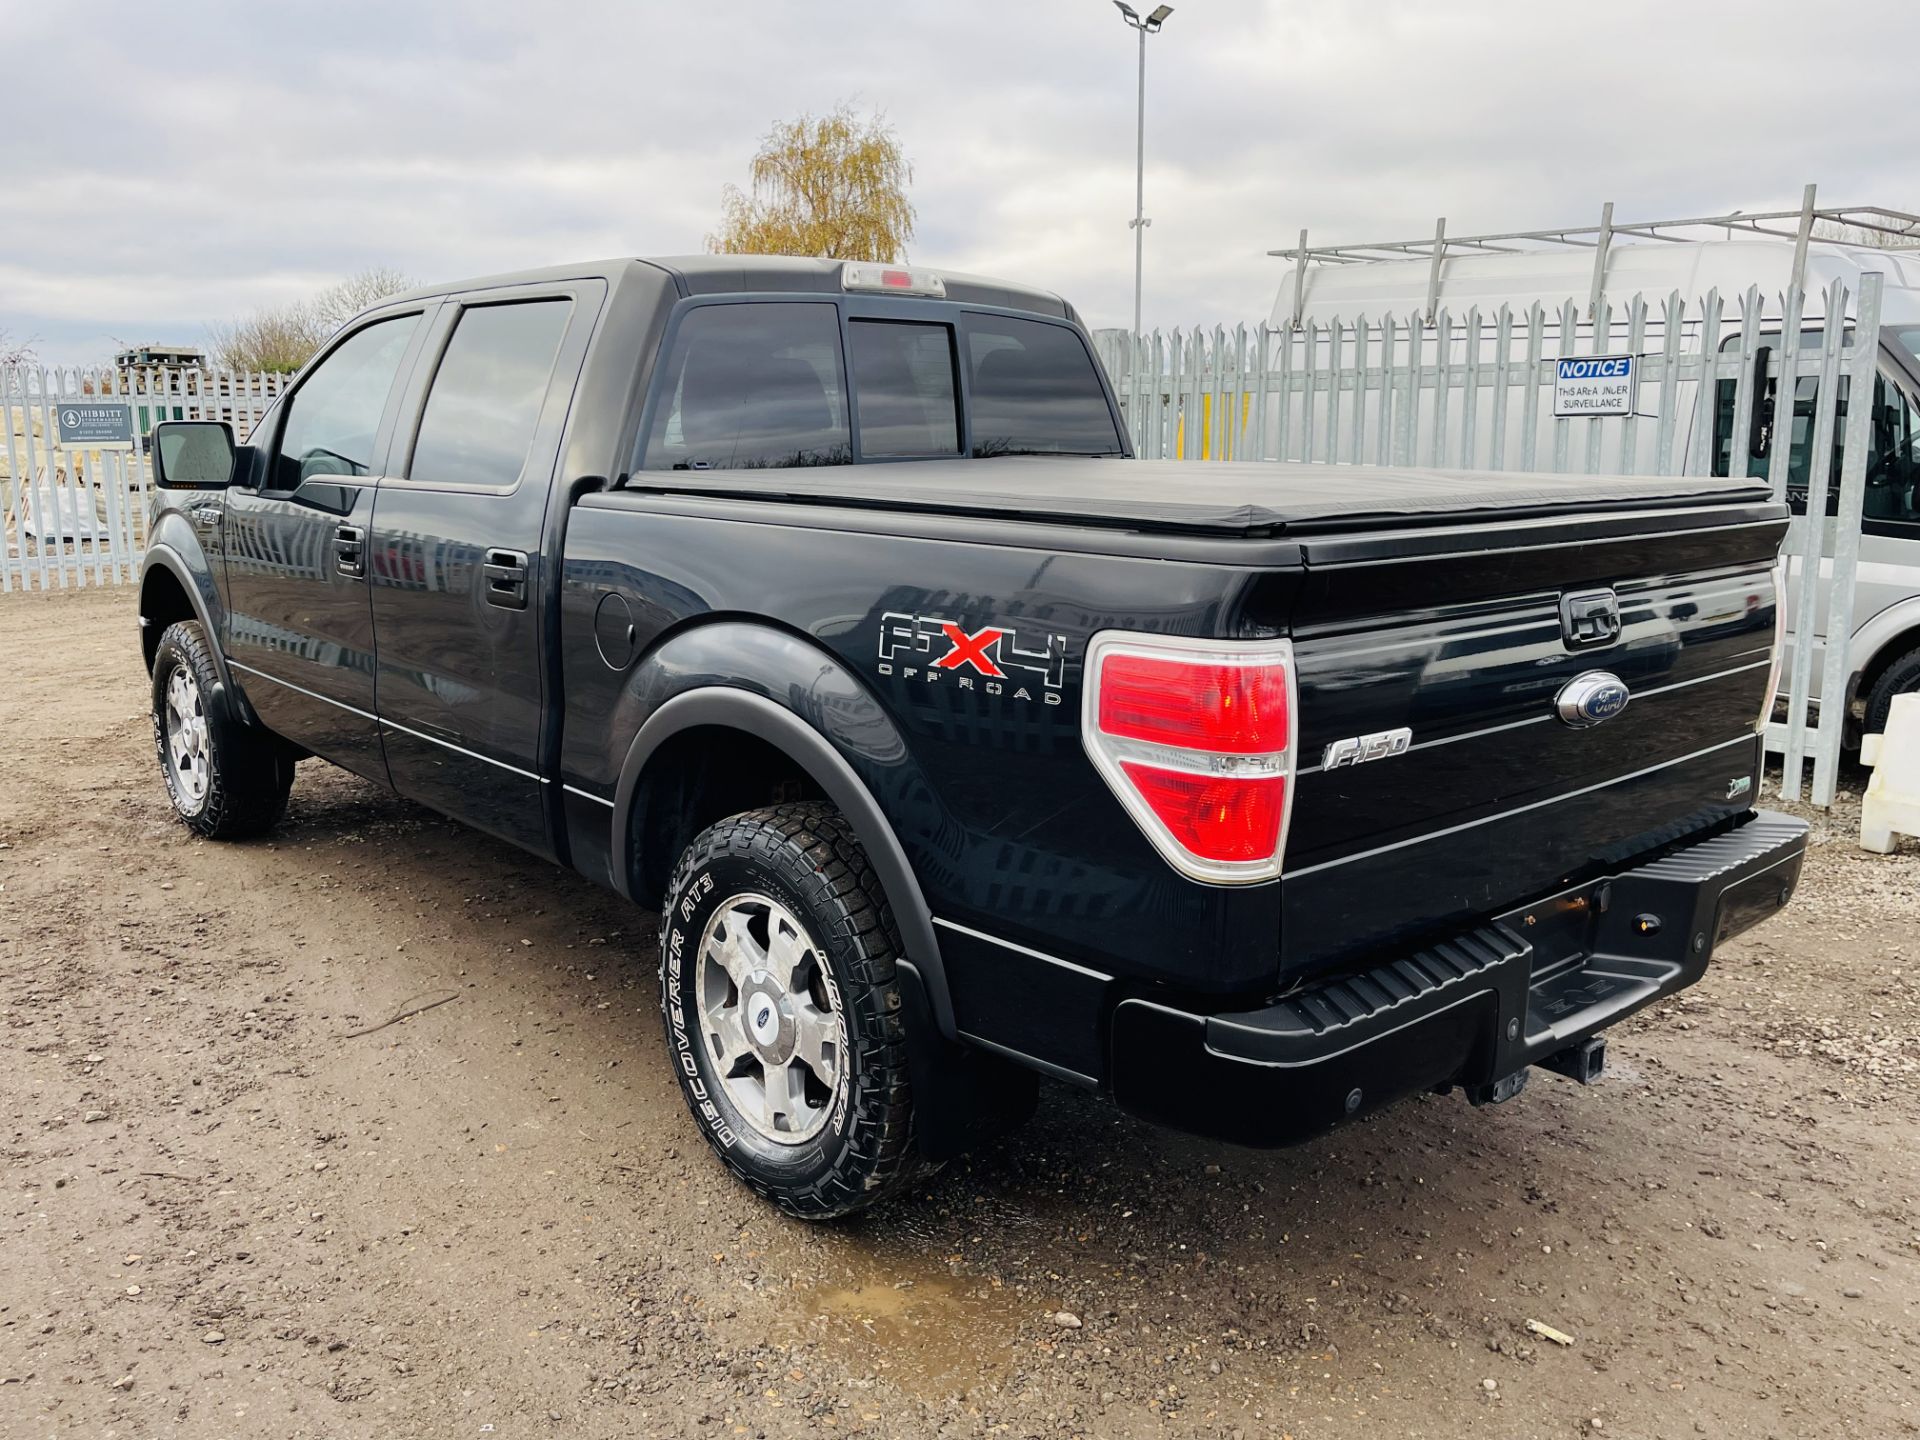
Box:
366 281 603 856
222 308 433 782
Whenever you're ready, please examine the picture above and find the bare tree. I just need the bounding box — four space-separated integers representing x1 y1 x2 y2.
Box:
209 267 416 373
311 266 417 332
0 329 35 366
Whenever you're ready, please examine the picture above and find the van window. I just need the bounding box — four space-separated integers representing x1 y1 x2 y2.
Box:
642 303 850 470
408 300 572 489
1713 345 1920 533
848 320 959 458
274 315 418 488
964 316 1123 458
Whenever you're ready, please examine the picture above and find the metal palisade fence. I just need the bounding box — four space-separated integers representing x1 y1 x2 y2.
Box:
1 363 287 592
1095 274 1885 808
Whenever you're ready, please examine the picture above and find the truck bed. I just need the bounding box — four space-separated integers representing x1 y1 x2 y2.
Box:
629 458 1772 537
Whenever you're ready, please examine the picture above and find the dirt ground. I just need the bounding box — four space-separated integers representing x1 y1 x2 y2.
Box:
2 586 1917 1440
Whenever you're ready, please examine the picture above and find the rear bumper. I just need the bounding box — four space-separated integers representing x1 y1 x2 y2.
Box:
1110 810 1808 1147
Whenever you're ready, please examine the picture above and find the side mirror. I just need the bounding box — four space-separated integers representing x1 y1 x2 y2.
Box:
153 420 237 489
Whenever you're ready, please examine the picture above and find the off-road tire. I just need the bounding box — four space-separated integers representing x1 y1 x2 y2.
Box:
150 620 294 839
1863 644 1920 738
659 803 919 1219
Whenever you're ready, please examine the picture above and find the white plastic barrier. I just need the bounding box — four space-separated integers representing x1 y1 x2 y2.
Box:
1861 693 1920 855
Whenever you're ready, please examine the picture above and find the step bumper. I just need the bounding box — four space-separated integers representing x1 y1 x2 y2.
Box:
1110 811 1809 1147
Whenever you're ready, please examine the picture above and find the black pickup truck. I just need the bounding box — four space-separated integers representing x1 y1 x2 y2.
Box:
139 255 1806 1218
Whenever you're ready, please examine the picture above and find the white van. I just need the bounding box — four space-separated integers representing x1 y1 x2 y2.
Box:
1266 232 1920 741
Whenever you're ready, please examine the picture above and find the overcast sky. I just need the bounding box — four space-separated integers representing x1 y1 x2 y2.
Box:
2 0 1913 366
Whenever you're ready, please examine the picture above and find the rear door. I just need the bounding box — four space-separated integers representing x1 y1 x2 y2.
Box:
222 307 433 782
367 280 603 856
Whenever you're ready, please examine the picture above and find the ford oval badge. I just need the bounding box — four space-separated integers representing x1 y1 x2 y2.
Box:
1556 671 1630 728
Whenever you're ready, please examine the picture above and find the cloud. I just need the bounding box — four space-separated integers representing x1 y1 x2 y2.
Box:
1 0 1913 363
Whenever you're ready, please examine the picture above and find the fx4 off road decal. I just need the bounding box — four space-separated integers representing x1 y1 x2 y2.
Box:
877 612 1068 706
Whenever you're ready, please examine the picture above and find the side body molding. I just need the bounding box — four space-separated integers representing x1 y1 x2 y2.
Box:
608 683 953 1035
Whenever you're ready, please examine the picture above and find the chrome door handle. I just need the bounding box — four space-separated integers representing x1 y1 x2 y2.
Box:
483 548 528 610
334 524 366 578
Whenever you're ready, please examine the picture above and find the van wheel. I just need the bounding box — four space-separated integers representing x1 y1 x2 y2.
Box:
150 620 294 839
1864 645 1920 738
658 803 918 1220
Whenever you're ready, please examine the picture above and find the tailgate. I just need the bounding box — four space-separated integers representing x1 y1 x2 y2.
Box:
1277 500 1786 981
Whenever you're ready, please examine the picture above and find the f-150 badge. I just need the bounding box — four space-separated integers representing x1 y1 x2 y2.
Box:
877 612 1067 705
1323 726 1412 769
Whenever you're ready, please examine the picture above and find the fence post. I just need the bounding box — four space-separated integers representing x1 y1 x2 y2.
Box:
1780 281 1850 802
1429 310 1451 468
1653 292 1685 473
1323 317 1343 463
1809 273 1883 806
1585 298 1612 475
1519 304 1544 471
1686 289 1724 475
1398 313 1422 466
1348 315 1369 465
1619 296 1647 476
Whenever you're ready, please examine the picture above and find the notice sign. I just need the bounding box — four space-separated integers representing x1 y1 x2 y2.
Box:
55 402 135 450
1553 356 1636 418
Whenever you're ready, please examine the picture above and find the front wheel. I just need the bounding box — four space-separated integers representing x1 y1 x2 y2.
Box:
150 620 293 839
659 803 919 1219
1864 644 1920 739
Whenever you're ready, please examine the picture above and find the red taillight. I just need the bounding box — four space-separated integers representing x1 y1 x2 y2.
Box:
1098 653 1289 753
1082 634 1296 884
1119 763 1286 863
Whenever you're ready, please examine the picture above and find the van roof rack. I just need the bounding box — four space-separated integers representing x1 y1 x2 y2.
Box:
1267 185 1920 325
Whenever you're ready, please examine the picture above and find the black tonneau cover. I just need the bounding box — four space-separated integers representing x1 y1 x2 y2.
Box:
630 459 1771 537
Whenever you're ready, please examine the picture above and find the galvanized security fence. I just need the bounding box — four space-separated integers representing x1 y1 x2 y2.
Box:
1 364 286 592
1096 274 1886 808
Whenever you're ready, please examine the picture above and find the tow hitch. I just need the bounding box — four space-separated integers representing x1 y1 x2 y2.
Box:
1538 1035 1608 1085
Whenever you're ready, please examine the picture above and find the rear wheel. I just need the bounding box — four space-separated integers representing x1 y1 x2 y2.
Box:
658 803 918 1219
1863 644 1920 738
150 620 293 839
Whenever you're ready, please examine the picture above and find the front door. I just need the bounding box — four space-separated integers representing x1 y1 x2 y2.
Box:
367 283 600 855
222 309 433 781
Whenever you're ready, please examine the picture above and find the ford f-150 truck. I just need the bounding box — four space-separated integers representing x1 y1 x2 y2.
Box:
138 255 1807 1219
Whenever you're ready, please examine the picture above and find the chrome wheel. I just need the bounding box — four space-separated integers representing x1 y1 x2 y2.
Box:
697 892 844 1145
163 665 210 811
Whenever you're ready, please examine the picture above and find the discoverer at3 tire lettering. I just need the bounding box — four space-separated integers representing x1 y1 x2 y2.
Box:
658 803 918 1220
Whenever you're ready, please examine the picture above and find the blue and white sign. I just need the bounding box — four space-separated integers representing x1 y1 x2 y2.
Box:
1552 355 1636 418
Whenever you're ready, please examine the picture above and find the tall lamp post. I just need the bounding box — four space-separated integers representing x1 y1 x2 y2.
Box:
1113 2 1173 340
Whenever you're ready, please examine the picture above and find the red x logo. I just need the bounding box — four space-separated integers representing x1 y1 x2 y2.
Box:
933 622 1007 678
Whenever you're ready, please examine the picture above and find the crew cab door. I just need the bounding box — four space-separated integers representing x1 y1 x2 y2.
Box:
222 306 434 782
367 281 602 856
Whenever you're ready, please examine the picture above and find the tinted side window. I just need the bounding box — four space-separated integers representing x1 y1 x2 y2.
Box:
275 315 418 488
965 316 1122 458
1715 347 1920 530
642 303 849 470
408 300 572 489
849 320 958 458
1865 373 1920 533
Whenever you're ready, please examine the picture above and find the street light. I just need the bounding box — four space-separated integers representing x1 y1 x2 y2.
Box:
1114 1 1173 340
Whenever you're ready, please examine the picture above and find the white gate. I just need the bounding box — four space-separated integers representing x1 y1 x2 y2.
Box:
1 363 287 592
1095 275 1887 808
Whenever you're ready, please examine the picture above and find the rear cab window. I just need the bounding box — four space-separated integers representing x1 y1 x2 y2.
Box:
638 298 1120 471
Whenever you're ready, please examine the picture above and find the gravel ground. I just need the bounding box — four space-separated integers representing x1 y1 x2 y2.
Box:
2 586 1917 1440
